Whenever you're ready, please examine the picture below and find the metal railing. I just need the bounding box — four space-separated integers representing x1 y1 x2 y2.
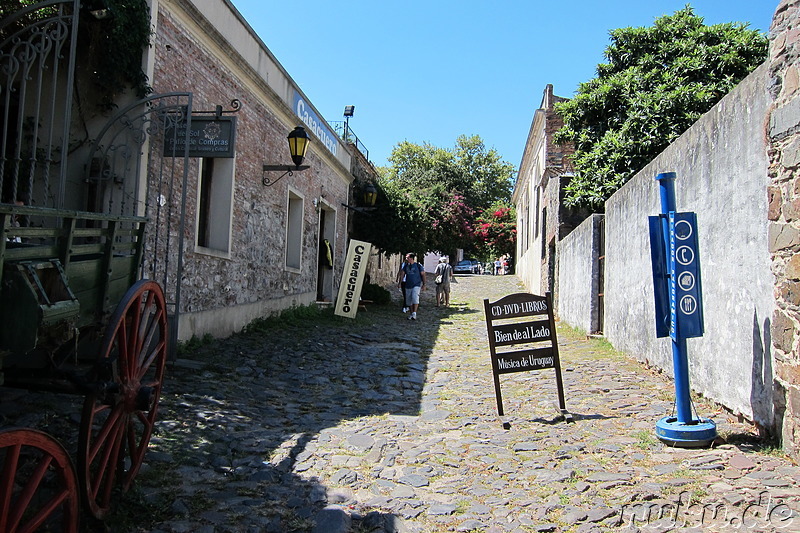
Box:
329 121 369 161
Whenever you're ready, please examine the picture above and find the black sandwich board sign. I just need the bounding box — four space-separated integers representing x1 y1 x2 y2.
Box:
483 292 570 425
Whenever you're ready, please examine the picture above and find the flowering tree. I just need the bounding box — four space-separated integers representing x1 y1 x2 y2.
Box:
353 135 514 258
475 203 516 259
429 193 477 255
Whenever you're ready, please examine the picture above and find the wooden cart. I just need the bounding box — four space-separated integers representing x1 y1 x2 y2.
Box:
0 204 168 530
1 1 194 528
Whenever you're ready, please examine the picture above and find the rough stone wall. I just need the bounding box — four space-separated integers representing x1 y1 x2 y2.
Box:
152 6 351 338
533 86 577 298
541 173 561 296
767 0 800 461
544 93 574 171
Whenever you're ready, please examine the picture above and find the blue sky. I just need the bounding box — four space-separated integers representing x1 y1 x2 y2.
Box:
229 1 776 171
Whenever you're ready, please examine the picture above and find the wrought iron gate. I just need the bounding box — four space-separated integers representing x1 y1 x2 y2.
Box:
1 0 80 208
1 0 192 354
83 94 193 355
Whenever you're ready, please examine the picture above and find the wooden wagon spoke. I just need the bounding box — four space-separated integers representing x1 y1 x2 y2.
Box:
0 442 21 525
10 453 55 525
86 406 124 463
96 417 126 512
137 339 166 382
79 279 167 519
11 478 72 533
115 319 132 381
0 429 79 533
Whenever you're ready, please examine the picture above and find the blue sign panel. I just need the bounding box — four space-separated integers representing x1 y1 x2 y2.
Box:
648 215 670 338
669 212 704 339
292 91 338 157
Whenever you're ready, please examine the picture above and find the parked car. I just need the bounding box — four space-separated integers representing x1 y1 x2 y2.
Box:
454 259 479 274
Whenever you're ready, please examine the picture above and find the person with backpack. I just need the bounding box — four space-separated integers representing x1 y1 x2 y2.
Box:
433 257 452 307
396 252 426 320
398 254 412 313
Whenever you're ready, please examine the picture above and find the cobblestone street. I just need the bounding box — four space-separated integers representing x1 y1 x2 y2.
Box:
3 274 799 532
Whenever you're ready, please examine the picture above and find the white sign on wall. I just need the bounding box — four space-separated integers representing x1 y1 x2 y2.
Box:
293 91 338 157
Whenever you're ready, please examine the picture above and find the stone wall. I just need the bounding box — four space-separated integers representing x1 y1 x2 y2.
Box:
767 0 800 460
514 85 575 296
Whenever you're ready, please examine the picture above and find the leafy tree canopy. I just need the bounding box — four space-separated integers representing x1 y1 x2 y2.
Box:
554 5 768 210
353 135 515 259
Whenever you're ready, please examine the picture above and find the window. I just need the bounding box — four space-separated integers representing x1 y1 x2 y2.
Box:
541 207 547 259
285 191 303 270
196 157 233 253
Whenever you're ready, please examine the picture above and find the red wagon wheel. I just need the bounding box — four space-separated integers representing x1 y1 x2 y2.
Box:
78 279 168 519
0 428 80 533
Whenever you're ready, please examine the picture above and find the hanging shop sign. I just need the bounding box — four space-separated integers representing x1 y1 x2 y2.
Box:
164 116 237 158
483 292 570 426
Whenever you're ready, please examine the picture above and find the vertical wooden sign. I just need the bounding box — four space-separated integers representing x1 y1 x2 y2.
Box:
483 292 569 424
334 240 372 319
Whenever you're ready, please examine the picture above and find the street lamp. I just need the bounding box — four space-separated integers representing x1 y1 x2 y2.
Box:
262 126 311 186
343 105 355 142
362 181 377 207
342 181 378 213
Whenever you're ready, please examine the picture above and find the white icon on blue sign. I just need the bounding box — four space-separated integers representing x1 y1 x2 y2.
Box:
680 295 698 315
676 245 694 266
674 220 693 240
678 271 695 291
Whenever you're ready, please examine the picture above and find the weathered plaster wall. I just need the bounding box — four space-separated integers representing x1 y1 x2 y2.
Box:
601 63 774 428
767 0 800 460
557 214 603 334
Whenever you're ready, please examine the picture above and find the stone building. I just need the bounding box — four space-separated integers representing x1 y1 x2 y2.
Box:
767 0 800 460
512 85 588 311
146 0 370 340
0 0 382 343
513 1 800 460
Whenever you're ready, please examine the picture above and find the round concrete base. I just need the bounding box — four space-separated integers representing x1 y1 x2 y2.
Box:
655 416 717 448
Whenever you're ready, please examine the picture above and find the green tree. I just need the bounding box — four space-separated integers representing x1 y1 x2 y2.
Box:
353 135 514 257
554 5 768 210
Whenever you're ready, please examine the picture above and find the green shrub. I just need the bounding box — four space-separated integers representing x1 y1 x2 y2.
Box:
360 283 392 304
243 304 327 333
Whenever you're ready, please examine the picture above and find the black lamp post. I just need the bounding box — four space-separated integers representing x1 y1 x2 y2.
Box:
343 105 355 143
263 126 311 186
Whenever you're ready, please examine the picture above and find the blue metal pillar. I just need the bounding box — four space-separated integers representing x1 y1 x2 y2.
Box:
653 172 716 447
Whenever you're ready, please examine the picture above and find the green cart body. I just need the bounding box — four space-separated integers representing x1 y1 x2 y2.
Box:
0 204 146 372
0 2 190 526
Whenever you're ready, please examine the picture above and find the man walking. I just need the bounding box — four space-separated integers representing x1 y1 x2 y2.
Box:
396 253 426 320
